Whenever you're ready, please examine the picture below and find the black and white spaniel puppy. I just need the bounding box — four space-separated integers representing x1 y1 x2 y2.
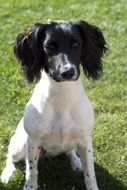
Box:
1 20 107 190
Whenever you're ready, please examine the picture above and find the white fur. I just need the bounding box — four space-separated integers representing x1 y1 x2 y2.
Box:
1 71 99 190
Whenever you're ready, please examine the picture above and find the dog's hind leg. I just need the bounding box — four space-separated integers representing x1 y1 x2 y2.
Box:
1 118 27 183
67 150 83 172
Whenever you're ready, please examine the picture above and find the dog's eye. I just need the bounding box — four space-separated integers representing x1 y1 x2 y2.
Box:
45 42 57 51
71 40 80 49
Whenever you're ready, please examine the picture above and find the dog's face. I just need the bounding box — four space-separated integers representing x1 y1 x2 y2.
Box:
43 21 82 82
14 20 107 83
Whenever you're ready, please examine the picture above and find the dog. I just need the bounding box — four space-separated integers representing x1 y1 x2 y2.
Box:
1 20 107 190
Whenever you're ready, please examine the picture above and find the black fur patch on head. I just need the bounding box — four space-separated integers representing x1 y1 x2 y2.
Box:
14 20 107 82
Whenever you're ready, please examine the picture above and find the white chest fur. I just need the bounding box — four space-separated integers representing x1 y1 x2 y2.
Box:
24 72 94 155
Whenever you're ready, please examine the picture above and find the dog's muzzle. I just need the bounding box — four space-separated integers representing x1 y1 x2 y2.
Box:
50 65 78 82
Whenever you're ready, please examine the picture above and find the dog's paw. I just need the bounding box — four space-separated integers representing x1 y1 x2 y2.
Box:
71 156 83 173
86 184 99 190
85 178 99 190
23 181 38 190
23 183 38 190
1 164 16 183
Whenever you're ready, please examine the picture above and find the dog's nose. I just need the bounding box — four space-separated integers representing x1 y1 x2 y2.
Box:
61 67 75 79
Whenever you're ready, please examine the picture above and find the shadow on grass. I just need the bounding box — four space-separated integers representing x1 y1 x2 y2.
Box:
0 154 127 190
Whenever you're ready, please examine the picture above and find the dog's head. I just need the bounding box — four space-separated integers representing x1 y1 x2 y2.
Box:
14 20 107 82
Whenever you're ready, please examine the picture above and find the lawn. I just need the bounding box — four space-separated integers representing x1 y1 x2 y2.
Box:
0 0 127 189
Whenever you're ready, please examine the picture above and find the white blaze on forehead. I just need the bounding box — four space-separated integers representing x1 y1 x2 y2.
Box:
47 20 73 31
47 19 67 24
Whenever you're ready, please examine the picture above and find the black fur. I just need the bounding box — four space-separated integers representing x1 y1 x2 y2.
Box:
75 20 107 79
14 23 47 82
14 20 107 82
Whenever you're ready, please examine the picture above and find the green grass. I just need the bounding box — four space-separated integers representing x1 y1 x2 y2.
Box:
0 0 127 189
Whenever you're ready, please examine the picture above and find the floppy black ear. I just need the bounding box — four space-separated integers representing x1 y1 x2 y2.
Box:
14 23 47 82
76 20 107 80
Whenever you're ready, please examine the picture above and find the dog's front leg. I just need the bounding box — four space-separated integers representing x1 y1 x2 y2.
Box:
23 137 40 190
78 136 99 190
